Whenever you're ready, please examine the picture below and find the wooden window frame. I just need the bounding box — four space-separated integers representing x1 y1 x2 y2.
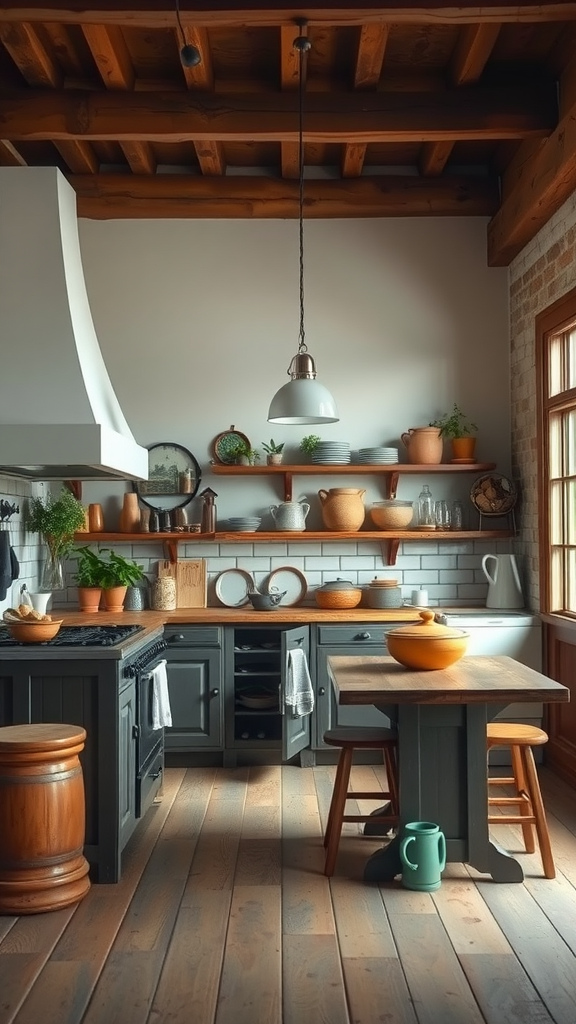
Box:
536 285 576 619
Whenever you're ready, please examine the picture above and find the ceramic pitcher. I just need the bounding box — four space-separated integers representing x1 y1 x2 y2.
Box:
482 553 524 609
318 488 366 532
269 499 310 531
401 427 443 465
400 821 446 891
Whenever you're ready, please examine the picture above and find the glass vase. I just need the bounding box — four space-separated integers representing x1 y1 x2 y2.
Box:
40 551 64 591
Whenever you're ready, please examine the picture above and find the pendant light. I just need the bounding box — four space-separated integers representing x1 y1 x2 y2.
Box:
268 23 339 425
175 0 201 68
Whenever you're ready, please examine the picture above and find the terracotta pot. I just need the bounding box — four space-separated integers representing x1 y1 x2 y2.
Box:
77 586 102 613
401 427 443 465
101 586 127 613
386 610 469 670
451 436 476 462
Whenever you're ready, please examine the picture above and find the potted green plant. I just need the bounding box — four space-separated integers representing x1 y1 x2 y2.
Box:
26 488 87 591
98 550 145 613
72 546 108 613
228 440 261 466
261 439 285 465
429 404 478 462
299 434 321 461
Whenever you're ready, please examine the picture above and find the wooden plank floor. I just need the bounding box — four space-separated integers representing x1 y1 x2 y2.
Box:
1 763 576 1024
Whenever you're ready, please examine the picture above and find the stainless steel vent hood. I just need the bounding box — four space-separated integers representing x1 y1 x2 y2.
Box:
0 166 148 481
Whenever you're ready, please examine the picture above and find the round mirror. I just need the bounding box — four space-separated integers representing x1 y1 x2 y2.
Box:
133 442 201 512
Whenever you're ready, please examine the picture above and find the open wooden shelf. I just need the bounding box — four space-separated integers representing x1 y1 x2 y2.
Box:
210 461 497 501
75 527 514 566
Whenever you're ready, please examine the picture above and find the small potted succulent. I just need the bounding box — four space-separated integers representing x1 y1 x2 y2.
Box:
228 440 261 466
429 404 478 462
261 438 285 465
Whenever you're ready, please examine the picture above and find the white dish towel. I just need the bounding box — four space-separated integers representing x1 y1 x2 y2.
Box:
285 648 314 717
150 659 172 729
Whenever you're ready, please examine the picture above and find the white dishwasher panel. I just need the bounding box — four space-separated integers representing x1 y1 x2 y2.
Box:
442 613 543 764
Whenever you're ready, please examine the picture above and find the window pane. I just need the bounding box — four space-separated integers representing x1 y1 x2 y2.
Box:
569 330 576 390
550 546 564 609
550 480 563 544
549 413 562 477
549 334 563 396
567 548 576 613
568 480 576 546
567 408 576 476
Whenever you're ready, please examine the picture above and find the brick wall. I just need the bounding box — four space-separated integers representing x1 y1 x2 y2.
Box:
509 190 576 609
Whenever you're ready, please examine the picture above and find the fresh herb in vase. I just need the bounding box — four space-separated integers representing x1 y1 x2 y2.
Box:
27 488 87 590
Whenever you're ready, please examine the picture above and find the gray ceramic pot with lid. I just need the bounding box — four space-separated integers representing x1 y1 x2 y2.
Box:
315 578 362 609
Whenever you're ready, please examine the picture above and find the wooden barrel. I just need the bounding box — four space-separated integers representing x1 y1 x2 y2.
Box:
0 723 91 914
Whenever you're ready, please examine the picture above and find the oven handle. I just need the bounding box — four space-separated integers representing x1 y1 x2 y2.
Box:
123 639 167 678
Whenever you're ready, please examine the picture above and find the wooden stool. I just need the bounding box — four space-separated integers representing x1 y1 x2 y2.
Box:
322 726 399 877
0 723 91 914
487 722 555 879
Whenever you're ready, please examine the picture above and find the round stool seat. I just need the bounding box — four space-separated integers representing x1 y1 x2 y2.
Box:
0 723 91 914
323 726 397 749
487 723 548 747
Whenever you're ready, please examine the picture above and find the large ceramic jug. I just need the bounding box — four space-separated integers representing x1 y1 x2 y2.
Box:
481 553 524 609
401 426 443 465
269 499 310 532
400 821 446 891
318 488 366 532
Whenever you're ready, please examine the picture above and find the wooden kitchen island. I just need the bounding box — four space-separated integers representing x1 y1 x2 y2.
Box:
328 654 569 883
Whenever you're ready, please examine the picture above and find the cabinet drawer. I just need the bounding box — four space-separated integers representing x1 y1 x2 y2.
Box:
164 626 222 647
317 624 390 647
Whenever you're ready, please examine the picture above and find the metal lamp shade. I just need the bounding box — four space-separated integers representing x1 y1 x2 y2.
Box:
268 377 339 424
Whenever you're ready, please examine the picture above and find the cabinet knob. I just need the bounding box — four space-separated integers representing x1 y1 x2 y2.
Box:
211 688 219 696
169 633 185 643
356 631 371 640
319 687 326 696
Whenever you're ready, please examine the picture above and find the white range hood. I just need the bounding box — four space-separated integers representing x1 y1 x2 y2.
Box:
0 166 148 481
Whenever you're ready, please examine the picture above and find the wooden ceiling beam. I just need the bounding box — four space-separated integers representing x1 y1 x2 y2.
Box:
488 59 576 265
0 85 556 143
0 21 62 87
0 139 26 165
342 22 389 178
69 172 499 219
1 4 574 29
280 23 304 180
420 22 500 177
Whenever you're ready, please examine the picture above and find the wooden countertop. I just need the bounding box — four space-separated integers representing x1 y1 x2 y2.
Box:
54 607 430 627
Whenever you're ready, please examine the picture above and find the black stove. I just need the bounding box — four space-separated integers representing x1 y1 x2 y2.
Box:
0 624 145 647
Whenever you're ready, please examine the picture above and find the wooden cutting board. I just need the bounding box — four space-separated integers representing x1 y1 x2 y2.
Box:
157 559 207 608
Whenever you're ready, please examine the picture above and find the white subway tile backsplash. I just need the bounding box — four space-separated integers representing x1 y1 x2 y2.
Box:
440 569 474 584
340 555 379 570
304 556 341 571
421 554 458 569
287 542 322 556
403 570 440 584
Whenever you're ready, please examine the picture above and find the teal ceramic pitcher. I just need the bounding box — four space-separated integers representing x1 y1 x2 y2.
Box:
399 821 446 891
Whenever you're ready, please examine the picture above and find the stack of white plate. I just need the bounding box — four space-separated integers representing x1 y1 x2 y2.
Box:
312 441 351 465
356 447 399 464
226 517 262 532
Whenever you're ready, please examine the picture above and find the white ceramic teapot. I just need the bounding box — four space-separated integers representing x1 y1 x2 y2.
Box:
269 499 310 532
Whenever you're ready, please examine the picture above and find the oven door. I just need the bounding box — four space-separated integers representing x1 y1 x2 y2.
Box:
136 654 166 817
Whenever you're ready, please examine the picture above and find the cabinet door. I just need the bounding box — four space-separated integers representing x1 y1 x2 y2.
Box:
281 625 311 761
165 648 223 749
315 625 395 747
118 681 137 850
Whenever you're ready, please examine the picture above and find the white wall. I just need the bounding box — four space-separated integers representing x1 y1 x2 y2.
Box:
2 215 512 609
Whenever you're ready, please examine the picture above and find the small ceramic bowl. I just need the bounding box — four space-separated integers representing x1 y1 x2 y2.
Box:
386 610 469 670
247 591 286 610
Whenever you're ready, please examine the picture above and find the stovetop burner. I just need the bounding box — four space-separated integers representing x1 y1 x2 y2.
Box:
0 624 145 647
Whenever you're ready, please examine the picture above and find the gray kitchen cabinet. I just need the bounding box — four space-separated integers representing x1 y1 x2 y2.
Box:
163 626 223 751
313 623 396 754
223 624 311 766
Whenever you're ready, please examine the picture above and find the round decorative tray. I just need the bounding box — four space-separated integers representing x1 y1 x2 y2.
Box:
470 474 517 516
212 425 251 465
265 566 308 606
214 568 255 607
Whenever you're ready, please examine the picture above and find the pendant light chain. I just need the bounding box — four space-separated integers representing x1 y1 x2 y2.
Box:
296 30 311 356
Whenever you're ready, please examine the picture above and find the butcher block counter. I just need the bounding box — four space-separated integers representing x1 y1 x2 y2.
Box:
53 607 424 627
